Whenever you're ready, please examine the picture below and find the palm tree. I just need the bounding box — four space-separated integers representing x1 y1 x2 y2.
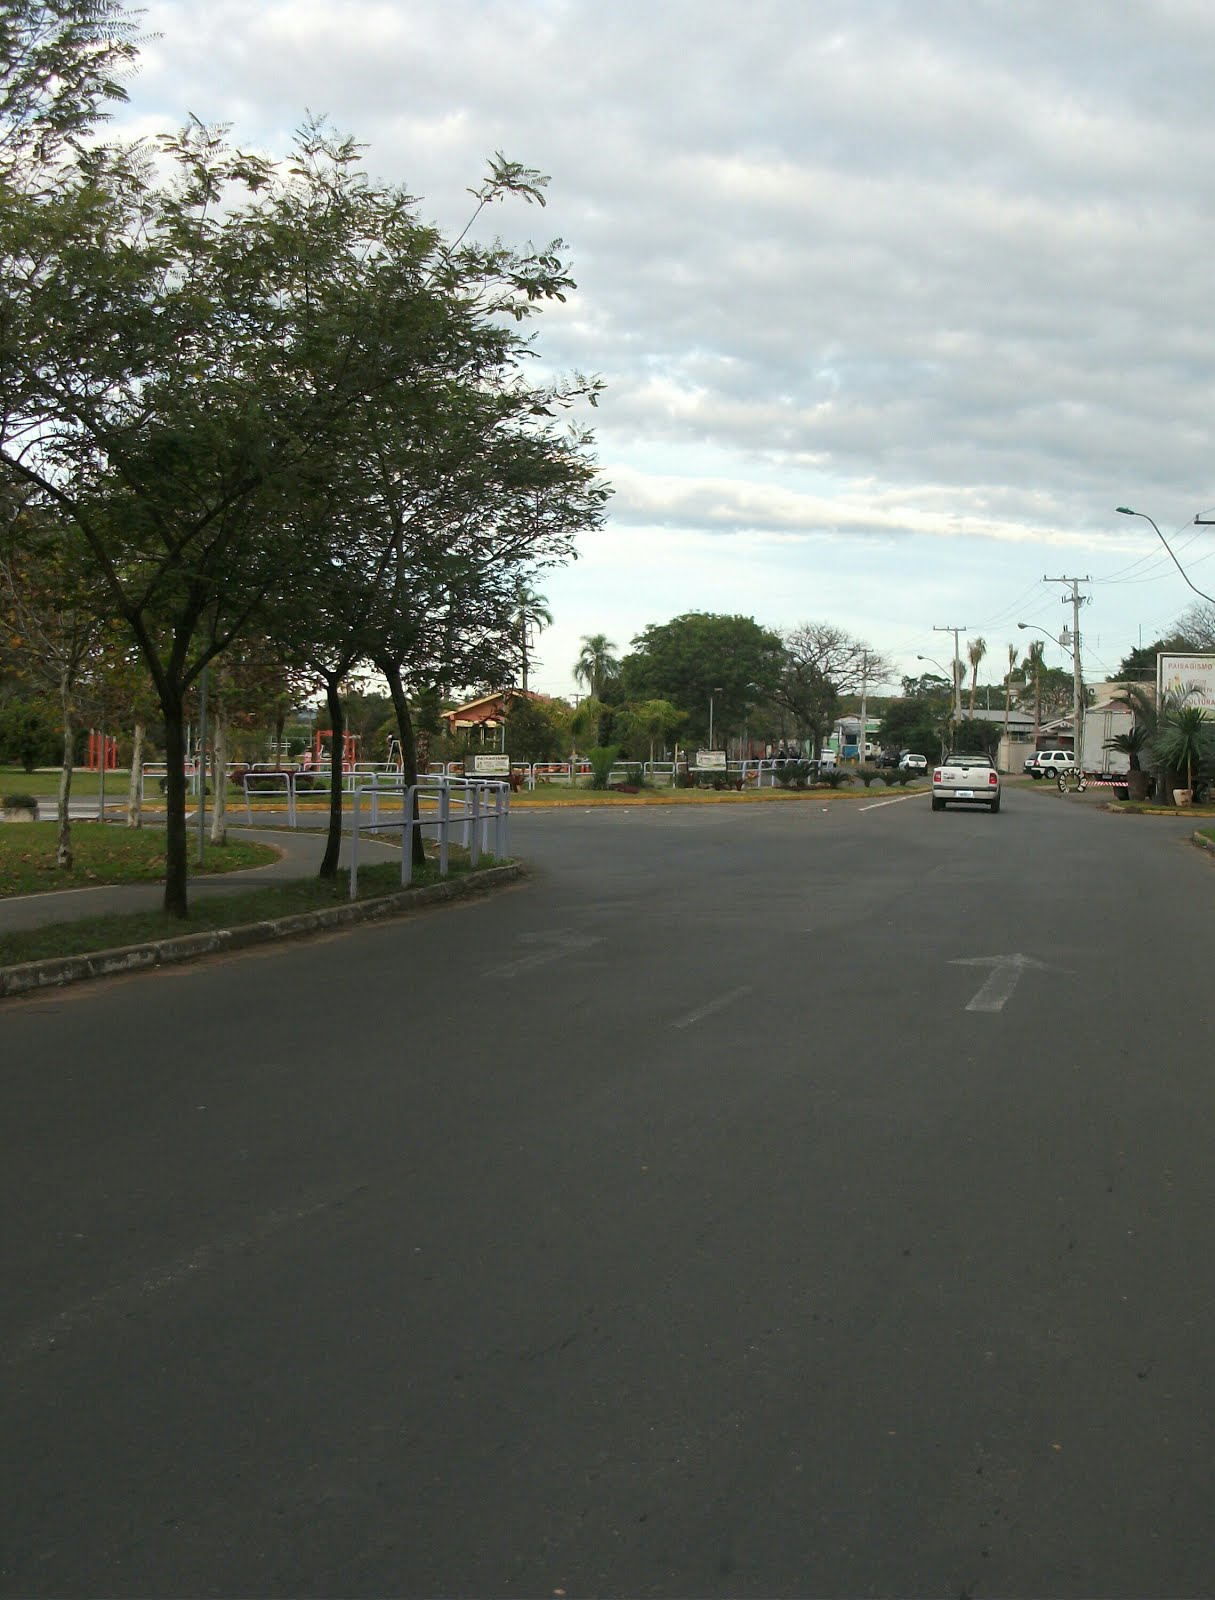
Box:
1002 643 1018 770
573 633 619 701
513 583 552 693
1154 703 1212 798
967 637 987 714
1024 640 1045 749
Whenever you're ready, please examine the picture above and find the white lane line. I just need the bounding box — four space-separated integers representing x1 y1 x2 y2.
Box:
859 791 926 812
483 931 602 979
11 1183 369 1362
672 985 753 1030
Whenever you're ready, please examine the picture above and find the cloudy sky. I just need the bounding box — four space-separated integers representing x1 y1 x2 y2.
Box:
124 0 1215 696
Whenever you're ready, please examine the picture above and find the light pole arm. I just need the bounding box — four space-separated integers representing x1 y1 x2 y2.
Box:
1117 507 1215 606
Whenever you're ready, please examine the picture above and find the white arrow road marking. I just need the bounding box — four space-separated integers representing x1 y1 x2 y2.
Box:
672 985 753 1030
483 931 603 979
949 954 1051 1013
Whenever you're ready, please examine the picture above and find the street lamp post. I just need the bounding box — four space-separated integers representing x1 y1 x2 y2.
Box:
1117 506 1215 606
917 653 956 754
708 686 723 752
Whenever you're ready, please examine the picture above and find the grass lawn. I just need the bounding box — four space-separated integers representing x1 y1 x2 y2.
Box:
0 821 277 898
0 856 495 969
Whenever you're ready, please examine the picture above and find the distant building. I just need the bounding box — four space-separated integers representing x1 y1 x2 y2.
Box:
441 689 551 744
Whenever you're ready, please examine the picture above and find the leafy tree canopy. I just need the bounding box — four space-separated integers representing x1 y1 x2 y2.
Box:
1112 635 1196 682
620 612 784 744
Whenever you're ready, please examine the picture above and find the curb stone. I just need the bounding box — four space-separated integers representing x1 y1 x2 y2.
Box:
1192 829 1215 856
0 863 522 999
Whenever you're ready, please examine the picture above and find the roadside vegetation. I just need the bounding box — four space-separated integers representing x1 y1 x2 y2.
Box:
0 821 276 897
0 855 495 970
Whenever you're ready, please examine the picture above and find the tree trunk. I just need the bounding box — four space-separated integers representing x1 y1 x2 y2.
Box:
162 693 190 917
381 660 425 868
318 677 345 878
126 720 145 827
210 695 228 846
57 675 74 870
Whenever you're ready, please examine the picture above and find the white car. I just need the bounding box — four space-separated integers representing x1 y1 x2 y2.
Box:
1026 749 1077 780
898 752 928 772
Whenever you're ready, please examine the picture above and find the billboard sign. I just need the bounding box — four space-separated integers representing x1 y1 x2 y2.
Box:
693 749 727 770
1157 653 1215 715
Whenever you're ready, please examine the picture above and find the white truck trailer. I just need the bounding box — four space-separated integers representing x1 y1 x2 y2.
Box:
1081 704 1134 778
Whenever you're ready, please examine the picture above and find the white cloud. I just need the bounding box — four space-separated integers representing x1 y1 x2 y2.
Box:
129 0 1215 690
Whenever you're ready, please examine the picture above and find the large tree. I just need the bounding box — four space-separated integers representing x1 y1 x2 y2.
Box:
1113 634 1196 682
0 495 110 865
621 613 784 746
769 623 891 758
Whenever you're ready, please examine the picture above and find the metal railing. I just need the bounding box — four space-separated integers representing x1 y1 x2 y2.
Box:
348 776 510 896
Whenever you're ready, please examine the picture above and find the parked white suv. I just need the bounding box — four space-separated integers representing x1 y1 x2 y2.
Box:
1026 749 1077 780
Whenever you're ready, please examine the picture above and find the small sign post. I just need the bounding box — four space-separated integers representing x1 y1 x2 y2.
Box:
464 753 512 778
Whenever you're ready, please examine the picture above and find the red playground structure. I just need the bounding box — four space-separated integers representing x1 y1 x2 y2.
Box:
303 729 360 773
86 730 118 771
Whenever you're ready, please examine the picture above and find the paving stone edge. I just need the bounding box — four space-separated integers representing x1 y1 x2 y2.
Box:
0 863 523 999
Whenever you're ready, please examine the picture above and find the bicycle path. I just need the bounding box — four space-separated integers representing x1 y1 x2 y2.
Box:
0 826 404 935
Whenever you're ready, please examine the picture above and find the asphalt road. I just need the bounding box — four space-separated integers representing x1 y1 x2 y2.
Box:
3 785 1213 1598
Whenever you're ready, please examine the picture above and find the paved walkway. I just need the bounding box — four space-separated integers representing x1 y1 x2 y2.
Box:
0 825 404 935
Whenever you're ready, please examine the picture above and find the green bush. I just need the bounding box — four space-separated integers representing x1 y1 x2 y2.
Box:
0 698 60 772
856 765 882 788
2 791 39 810
585 745 621 790
816 766 852 789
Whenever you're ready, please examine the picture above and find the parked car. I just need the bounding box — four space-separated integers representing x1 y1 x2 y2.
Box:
1025 749 1077 780
898 752 928 772
932 752 1001 812
877 749 900 769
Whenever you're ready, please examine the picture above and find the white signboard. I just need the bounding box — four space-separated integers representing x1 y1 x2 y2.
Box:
693 749 727 770
466 753 511 777
1157 653 1215 714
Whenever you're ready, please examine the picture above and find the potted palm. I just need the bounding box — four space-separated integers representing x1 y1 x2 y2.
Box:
1104 725 1152 802
1153 703 1213 807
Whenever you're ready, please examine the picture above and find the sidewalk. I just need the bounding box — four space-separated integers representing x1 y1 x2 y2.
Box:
0 825 404 935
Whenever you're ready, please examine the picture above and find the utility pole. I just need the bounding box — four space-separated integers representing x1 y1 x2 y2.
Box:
858 650 870 764
933 624 967 733
1044 575 1089 771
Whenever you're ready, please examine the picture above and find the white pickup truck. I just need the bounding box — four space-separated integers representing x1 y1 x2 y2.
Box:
932 752 1001 813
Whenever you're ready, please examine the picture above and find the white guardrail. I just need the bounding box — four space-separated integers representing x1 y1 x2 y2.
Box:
348 776 510 896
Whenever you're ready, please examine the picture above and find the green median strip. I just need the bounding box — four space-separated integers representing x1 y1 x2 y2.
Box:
0 858 493 971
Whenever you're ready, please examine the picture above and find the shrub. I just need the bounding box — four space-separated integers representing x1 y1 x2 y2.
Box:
2 792 39 811
0 698 60 772
585 745 621 790
816 766 852 789
856 766 882 788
